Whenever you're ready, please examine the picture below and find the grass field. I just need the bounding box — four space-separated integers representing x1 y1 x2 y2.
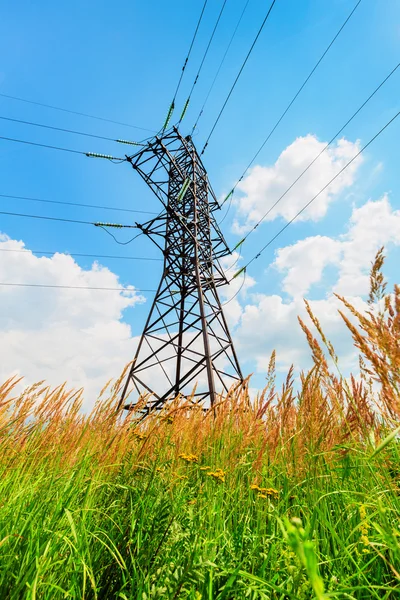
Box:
0 253 399 599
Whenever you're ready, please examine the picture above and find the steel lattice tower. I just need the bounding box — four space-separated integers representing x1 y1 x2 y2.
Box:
118 127 243 412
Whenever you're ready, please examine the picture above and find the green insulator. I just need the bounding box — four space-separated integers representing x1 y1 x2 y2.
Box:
179 97 190 122
163 101 175 131
232 266 246 279
177 178 191 203
221 189 234 206
116 139 139 146
233 238 245 251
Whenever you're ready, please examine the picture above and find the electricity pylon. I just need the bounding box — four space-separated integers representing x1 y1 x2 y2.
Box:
118 127 243 412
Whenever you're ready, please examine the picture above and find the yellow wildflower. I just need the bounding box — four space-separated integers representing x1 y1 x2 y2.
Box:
188 499 197 505
207 469 225 483
251 485 279 498
179 453 199 464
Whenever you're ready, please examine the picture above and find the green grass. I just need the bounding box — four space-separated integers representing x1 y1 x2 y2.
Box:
0 397 399 599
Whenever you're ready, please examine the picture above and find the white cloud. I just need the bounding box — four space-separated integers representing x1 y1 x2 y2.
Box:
232 135 362 234
232 194 400 377
272 195 400 299
273 235 341 298
236 293 367 376
0 234 145 407
334 194 400 295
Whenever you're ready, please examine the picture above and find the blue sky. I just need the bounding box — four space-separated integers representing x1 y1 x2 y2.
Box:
0 0 399 401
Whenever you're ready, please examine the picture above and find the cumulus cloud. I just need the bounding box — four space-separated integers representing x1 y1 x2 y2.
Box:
273 195 400 299
273 235 341 298
233 194 400 377
0 234 145 407
334 194 400 295
232 135 362 234
236 293 367 375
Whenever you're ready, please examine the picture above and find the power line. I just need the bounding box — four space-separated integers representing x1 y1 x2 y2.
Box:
238 108 400 275
191 0 251 134
201 0 277 154
0 134 86 155
0 248 162 261
0 134 125 160
171 0 209 105
177 0 229 125
161 1 209 130
0 92 155 133
229 61 400 251
0 193 158 216
0 282 157 293
226 0 362 193
0 209 137 228
0 115 147 146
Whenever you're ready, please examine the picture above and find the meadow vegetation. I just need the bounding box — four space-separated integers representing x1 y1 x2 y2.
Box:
0 250 399 599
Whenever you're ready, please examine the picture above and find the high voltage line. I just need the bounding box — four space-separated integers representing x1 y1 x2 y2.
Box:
0 92 155 133
170 0 208 107
0 115 147 146
0 208 138 228
201 0 278 154
229 61 400 253
0 282 157 293
0 134 127 161
177 0 229 126
0 193 158 215
191 0 251 134
0 248 161 261
0 134 125 160
0 280 242 307
222 0 362 201
162 0 209 130
234 108 400 278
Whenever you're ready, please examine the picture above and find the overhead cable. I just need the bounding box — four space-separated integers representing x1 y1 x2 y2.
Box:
235 108 400 276
223 0 362 198
230 61 400 252
0 134 125 161
0 248 162 261
162 0 209 130
172 0 208 104
201 0 277 154
0 115 147 146
0 208 137 228
0 282 157 293
191 0 251 134
0 92 155 133
177 0 229 126
0 193 158 216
